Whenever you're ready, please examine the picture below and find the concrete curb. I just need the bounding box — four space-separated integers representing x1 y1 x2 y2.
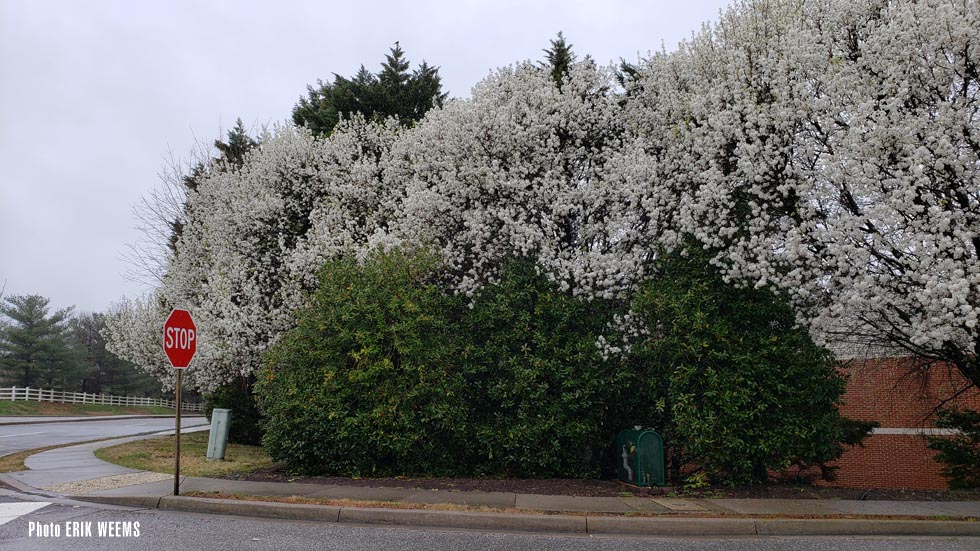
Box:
0 472 55 495
754 518 980 536
0 414 205 426
160 496 343 522
20 433 980 538
73 495 165 509
73 494 980 537
338 505 586 533
587 516 757 536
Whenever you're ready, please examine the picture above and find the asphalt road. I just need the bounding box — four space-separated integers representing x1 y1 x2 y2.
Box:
0 417 208 456
1 494 979 551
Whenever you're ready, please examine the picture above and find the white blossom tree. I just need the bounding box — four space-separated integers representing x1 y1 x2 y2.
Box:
627 0 980 393
104 295 178 390
108 0 980 398
382 60 661 299
107 119 401 391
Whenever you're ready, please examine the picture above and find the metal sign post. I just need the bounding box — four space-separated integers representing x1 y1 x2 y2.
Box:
174 369 182 496
163 309 196 497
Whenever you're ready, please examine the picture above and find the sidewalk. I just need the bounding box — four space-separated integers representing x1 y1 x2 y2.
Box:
2 431 979 537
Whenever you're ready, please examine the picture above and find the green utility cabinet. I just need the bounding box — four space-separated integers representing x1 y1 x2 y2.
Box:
616 429 666 487
206 408 232 462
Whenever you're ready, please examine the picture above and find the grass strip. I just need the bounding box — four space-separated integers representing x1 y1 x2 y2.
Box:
0 400 174 416
95 431 277 477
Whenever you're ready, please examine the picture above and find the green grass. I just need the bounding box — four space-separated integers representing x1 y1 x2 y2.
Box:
0 401 42 415
95 431 278 477
0 400 174 416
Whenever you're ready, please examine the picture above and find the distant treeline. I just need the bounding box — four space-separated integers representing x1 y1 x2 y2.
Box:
0 294 163 397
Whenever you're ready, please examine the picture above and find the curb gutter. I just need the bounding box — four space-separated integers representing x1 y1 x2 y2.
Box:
0 472 53 495
74 495 980 537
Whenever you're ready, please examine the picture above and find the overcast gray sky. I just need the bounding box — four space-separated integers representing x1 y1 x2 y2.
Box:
0 0 731 314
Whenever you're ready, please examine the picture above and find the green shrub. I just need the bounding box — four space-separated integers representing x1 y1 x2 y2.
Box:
259 246 871 483
460 260 629 478
927 409 980 489
257 251 630 477
257 250 470 476
628 249 874 485
204 375 264 445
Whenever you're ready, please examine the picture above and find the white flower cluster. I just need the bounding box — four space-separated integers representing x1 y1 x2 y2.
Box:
106 0 980 390
106 120 402 391
627 0 979 367
382 62 665 299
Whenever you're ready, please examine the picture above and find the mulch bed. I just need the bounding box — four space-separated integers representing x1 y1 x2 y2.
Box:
218 469 980 501
221 470 648 497
679 485 980 502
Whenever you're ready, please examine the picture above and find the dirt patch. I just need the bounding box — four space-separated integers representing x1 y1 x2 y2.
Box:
220 469 980 501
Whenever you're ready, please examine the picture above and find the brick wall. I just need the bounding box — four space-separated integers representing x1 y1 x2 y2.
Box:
826 434 947 490
822 357 980 490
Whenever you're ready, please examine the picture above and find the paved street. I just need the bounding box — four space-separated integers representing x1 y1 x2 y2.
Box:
2 421 979 547
0 493 978 551
0 417 207 456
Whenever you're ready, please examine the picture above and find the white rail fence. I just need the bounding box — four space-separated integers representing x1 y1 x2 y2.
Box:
0 386 203 412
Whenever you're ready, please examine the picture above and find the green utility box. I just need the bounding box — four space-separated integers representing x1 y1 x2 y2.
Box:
206 408 232 462
616 428 666 487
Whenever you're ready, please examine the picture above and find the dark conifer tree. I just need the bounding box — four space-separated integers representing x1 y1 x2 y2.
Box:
213 118 257 170
542 32 577 88
0 295 77 388
293 43 446 135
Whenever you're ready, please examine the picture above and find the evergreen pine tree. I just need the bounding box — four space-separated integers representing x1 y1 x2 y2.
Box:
68 313 163 396
0 295 79 388
542 32 577 88
293 43 446 135
214 118 257 169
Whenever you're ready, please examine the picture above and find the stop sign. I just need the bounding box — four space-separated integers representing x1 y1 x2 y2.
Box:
163 309 197 369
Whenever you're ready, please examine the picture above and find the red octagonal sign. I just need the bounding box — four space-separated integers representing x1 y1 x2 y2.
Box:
163 309 197 369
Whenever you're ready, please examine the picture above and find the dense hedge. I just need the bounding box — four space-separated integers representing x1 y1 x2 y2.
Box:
203 375 264 445
258 248 870 482
927 409 980 489
628 250 874 484
258 251 470 475
458 260 628 477
257 251 628 477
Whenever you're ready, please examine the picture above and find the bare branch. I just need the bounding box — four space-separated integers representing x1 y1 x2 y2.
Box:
121 137 216 286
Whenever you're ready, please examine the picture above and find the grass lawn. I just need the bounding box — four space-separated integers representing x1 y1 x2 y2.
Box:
94 431 277 477
0 400 174 416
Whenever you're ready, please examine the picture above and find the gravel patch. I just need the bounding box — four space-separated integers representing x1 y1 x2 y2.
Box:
44 471 172 494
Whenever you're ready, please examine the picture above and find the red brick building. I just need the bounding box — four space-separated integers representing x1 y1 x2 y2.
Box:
825 354 980 490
